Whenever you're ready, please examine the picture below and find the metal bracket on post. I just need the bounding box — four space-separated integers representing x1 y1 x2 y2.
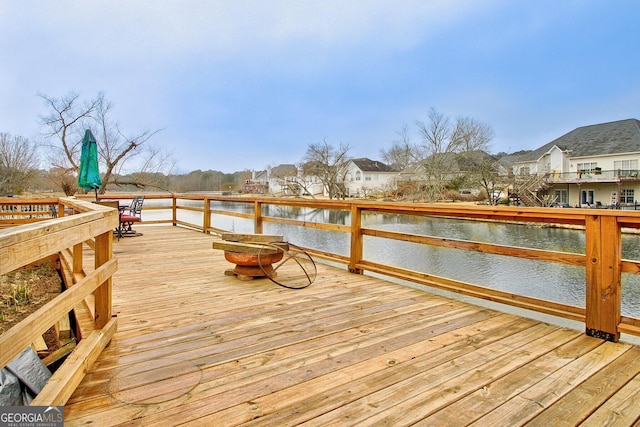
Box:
586 328 617 342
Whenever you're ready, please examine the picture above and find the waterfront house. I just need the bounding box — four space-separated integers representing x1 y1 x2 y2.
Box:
343 158 398 197
267 164 299 196
502 118 640 208
243 169 269 194
296 161 326 197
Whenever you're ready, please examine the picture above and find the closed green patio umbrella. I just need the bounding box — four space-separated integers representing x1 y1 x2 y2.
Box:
77 129 102 200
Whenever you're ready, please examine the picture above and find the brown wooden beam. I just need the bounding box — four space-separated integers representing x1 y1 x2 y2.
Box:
585 214 621 341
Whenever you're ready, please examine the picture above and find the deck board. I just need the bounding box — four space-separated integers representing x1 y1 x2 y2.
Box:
64 226 640 426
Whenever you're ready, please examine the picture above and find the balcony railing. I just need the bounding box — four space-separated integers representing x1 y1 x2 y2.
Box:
542 169 640 183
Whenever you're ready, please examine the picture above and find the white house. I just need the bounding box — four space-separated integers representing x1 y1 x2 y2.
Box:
502 118 640 207
343 158 398 197
242 170 269 194
267 164 298 196
264 163 325 197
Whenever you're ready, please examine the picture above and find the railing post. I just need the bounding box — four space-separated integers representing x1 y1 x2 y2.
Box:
349 203 363 274
203 197 211 233
585 214 621 342
254 201 263 234
172 196 177 227
93 230 113 329
72 243 83 283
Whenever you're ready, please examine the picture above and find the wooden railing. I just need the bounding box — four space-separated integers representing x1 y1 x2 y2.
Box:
156 194 640 342
73 192 640 342
0 196 58 228
0 197 119 405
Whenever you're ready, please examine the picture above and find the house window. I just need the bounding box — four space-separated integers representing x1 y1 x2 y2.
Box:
581 189 595 206
614 159 638 176
554 190 568 204
620 189 635 204
355 171 361 181
577 162 598 172
519 166 530 176
365 176 372 181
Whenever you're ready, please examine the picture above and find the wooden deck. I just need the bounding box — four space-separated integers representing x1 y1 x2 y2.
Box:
64 226 640 426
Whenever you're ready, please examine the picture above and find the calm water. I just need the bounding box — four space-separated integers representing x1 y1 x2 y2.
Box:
144 200 640 318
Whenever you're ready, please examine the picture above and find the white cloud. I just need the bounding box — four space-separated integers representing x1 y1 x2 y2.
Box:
5 1 496 64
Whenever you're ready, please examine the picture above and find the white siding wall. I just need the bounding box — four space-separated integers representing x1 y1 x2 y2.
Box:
568 153 640 172
548 146 565 172
343 162 397 196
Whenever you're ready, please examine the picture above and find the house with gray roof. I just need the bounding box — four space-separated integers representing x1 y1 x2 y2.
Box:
343 158 398 197
503 118 640 207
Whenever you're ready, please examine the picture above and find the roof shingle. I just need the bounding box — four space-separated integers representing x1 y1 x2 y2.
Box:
506 118 640 163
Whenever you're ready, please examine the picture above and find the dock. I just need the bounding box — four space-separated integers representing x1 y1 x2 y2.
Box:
64 226 640 426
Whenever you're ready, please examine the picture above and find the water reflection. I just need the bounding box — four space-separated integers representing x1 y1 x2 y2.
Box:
367 214 587 253
263 205 350 225
363 237 587 308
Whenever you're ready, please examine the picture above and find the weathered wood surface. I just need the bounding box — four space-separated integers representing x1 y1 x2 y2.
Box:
220 233 284 243
64 226 640 426
212 240 288 254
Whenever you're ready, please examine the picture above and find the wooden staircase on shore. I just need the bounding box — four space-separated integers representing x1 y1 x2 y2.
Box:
513 174 549 207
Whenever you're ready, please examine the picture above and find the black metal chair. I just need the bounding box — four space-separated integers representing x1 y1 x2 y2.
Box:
119 196 144 237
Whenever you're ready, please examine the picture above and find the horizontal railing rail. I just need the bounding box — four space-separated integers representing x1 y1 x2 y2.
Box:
0 197 58 227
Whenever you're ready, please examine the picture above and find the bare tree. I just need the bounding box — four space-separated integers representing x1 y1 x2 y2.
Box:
380 124 420 170
39 92 171 194
39 92 98 194
45 167 78 196
271 165 318 198
452 116 494 153
415 108 460 201
302 139 351 199
0 133 39 195
465 151 505 205
451 116 496 202
402 108 496 202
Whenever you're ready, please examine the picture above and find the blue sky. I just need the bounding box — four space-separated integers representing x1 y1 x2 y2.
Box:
1 1 639 174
